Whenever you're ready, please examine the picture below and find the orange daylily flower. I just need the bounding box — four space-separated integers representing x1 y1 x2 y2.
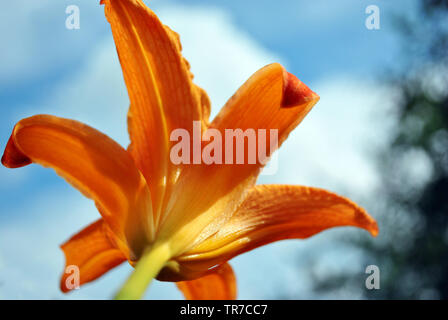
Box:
1 0 378 300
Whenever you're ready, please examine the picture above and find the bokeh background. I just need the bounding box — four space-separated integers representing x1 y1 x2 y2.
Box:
0 0 447 299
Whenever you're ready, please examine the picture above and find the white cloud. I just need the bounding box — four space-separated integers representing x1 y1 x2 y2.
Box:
11 4 281 145
238 78 396 298
0 251 4 270
33 39 131 147
157 5 283 118
1 3 281 300
1 2 394 300
260 76 396 196
0 1 108 87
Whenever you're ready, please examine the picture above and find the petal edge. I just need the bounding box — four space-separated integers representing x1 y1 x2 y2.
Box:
2 115 154 259
60 219 126 293
176 263 237 300
178 185 378 271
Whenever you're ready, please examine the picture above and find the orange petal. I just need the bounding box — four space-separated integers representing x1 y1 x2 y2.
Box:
60 219 126 293
178 185 378 271
156 64 319 256
102 0 208 225
1 115 153 259
176 263 237 300
211 63 319 147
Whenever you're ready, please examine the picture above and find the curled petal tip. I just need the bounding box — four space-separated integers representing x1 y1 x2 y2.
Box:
1 134 31 169
355 206 379 237
282 71 319 108
60 278 70 294
369 220 379 237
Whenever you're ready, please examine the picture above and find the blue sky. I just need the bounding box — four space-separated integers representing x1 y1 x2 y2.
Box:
0 0 418 299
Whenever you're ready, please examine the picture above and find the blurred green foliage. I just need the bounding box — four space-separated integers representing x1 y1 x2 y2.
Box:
310 0 448 299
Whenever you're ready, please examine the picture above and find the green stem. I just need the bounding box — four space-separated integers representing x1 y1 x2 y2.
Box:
114 243 170 300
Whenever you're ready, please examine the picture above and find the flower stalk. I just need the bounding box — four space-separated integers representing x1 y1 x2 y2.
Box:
114 243 170 300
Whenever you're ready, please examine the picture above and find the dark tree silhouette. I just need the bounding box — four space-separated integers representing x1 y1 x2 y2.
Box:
309 0 448 299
